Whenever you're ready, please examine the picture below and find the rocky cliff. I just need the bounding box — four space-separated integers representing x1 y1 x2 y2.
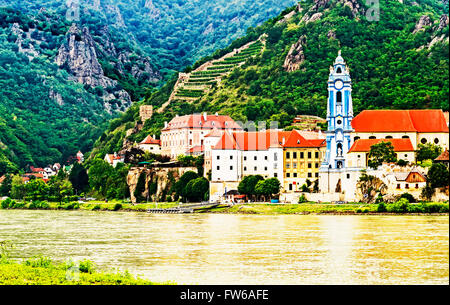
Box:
56 24 131 112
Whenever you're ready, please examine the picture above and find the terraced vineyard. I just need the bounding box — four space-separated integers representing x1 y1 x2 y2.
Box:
171 39 265 102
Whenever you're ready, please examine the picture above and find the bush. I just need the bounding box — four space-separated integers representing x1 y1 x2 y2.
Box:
28 201 50 210
92 204 101 210
298 194 308 203
63 202 79 210
386 198 409 213
24 256 52 268
78 259 95 274
377 202 387 212
1 198 13 209
400 193 416 203
397 159 408 166
12 202 26 209
113 203 122 211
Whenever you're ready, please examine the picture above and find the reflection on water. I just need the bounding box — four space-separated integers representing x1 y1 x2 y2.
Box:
0 210 448 284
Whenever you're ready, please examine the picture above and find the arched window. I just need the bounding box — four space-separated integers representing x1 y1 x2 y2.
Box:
337 67 342 73
421 138 427 144
402 135 410 139
369 136 376 139
354 136 360 142
336 91 342 104
386 136 393 139
434 138 439 144
337 143 343 157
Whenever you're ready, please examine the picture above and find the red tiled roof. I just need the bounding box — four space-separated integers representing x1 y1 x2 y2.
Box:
205 128 223 138
162 114 242 131
186 145 205 153
213 130 326 151
140 135 161 145
30 167 44 173
24 173 44 179
352 110 449 133
435 149 449 162
348 138 414 153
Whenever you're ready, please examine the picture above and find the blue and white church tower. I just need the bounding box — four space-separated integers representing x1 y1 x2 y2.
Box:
321 50 354 170
319 51 360 199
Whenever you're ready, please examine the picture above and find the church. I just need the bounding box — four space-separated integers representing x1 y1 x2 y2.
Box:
318 51 449 201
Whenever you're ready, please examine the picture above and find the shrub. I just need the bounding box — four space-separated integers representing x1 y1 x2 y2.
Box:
165 196 172 202
113 203 122 211
12 202 26 209
24 256 52 268
400 193 416 203
63 202 79 210
92 204 101 211
78 259 95 273
298 194 308 203
1 198 13 209
377 202 387 212
386 198 409 213
397 159 408 166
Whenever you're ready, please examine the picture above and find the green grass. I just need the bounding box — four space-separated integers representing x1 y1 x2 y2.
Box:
203 202 449 215
0 257 171 285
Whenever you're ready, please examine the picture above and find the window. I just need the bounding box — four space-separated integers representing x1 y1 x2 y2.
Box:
415 184 419 189
336 91 342 104
300 152 304 159
254 156 257 161
293 152 297 159
315 163 319 168
217 156 220 160
354 136 360 142
405 184 409 189
397 184 400 189
217 166 220 170
308 173 312 178
254 166 257 171
421 138 427 144
286 163 290 169
264 167 268 171
244 156 247 161
286 173 290 178
308 152 312 159
265 156 268 161
337 120 342 125
434 138 440 144
230 166 233 170
293 163 297 169
315 152 319 158
347 174 350 179
369 136 376 139
230 155 233 160
274 173 278 178
308 163 312 169
274 153 278 161
337 67 342 73
286 152 290 159
404 154 408 158
293 173 297 178
402 135 410 139
315 173 319 178
386 136 393 139
289 184 293 191
244 167 247 171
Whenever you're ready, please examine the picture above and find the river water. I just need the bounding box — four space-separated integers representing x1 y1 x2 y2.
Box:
0 210 448 285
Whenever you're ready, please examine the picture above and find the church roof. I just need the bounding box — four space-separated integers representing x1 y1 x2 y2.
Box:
348 138 414 153
352 110 449 133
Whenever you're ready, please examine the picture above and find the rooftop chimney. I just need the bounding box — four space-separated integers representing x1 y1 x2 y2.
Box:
215 112 218 116
203 112 207 121
153 134 156 139
282 137 286 145
164 121 168 128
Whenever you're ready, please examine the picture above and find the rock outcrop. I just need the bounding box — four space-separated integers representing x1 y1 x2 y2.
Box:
413 15 432 34
56 24 131 111
283 36 306 72
127 166 198 203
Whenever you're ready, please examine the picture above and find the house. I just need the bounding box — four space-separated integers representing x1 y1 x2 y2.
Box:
139 135 161 154
104 153 124 168
351 109 449 150
209 130 327 202
203 128 225 177
76 151 84 163
347 138 416 167
434 148 449 168
160 112 243 159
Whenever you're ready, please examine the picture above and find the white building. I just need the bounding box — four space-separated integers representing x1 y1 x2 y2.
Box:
104 153 124 168
139 135 161 154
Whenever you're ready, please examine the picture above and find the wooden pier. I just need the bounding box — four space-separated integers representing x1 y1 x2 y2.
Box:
147 202 221 214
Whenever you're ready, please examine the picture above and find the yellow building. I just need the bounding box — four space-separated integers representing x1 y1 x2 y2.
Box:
282 132 326 193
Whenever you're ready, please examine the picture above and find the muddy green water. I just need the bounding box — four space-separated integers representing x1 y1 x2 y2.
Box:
0 210 448 284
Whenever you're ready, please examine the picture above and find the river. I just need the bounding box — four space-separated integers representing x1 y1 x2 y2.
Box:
0 210 448 285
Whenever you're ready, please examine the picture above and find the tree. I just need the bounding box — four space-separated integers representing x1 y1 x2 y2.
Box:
427 163 449 188
69 163 89 195
367 142 397 169
255 178 281 201
238 175 264 201
185 177 209 202
174 171 199 201
417 143 442 162
0 174 12 196
10 175 25 200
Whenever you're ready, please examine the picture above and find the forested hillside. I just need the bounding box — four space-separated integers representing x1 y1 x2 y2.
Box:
0 0 295 174
91 0 449 160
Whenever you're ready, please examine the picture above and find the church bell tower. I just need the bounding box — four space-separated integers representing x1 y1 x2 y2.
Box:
321 51 354 170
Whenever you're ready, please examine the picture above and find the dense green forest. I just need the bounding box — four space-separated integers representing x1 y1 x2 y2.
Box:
91 0 449 160
0 0 296 173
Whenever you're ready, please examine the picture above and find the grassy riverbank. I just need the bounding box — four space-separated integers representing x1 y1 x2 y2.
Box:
0 256 169 285
0 198 448 215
